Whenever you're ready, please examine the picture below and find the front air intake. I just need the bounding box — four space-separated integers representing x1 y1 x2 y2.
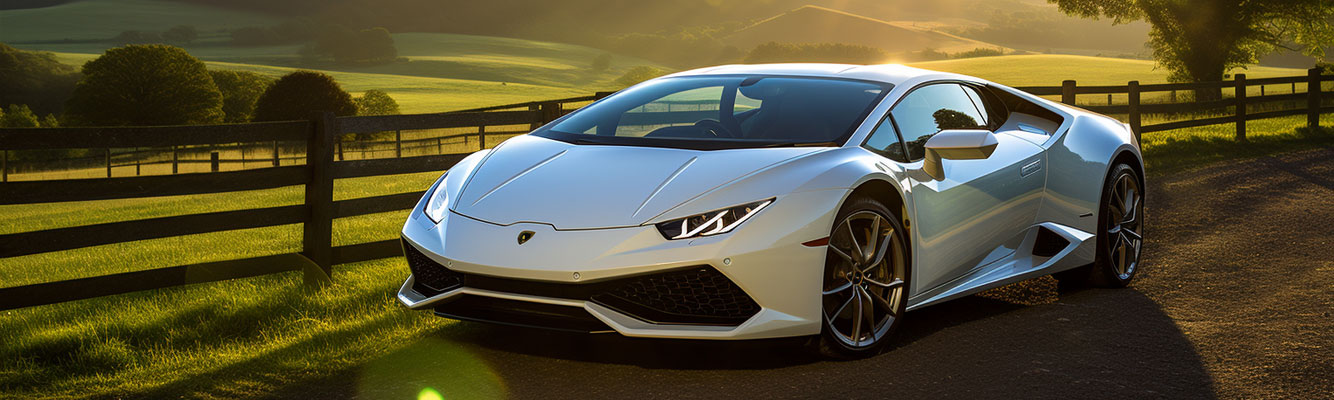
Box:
402 239 463 296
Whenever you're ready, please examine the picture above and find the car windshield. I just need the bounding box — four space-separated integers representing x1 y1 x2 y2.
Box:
533 76 891 150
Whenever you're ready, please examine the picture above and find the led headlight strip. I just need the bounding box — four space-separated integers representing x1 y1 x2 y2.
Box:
656 199 773 240
424 173 449 223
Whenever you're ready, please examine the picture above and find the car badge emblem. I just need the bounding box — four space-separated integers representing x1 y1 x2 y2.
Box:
517 231 535 245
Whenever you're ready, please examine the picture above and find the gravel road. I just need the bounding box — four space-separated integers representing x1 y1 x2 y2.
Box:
282 148 1334 400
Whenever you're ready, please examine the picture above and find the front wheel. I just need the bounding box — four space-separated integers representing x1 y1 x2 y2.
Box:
811 196 909 359
1056 163 1144 288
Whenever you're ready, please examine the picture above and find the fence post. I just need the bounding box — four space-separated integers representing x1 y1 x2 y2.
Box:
1309 67 1321 128
172 147 179 174
528 104 541 131
272 141 280 167
2 150 7 182
105 149 112 178
478 125 486 150
1128 81 1141 142
1235 74 1247 141
210 151 220 172
302 111 336 287
395 130 402 158
1061 80 1076 105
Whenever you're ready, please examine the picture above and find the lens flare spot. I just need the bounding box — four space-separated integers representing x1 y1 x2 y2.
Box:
418 388 444 400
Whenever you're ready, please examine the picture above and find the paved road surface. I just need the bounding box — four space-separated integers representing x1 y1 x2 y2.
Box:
280 148 1334 399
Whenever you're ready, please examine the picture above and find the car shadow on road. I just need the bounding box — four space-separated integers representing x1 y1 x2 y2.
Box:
274 280 1216 399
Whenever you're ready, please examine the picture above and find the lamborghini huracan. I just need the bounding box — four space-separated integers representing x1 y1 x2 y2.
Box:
397 64 1145 357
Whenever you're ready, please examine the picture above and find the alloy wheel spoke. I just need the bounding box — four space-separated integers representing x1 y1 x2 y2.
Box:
866 215 880 262
850 289 864 344
865 277 903 289
829 291 855 320
862 284 897 318
823 281 853 295
1122 227 1142 243
868 228 896 269
845 222 865 263
858 286 877 337
828 245 855 265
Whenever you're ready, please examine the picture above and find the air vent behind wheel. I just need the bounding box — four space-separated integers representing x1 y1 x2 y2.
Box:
1032 227 1070 258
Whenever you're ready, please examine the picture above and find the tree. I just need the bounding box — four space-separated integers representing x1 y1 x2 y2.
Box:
40 113 59 128
355 90 399 116
252 70 357 121
614 66 666 87
162 25 199 45
1049 0 1334 86
0 43 80 116
209 70 272 123
1 104 40 128
64 45 224 126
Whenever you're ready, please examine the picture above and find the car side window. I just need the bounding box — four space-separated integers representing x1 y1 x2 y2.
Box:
889 83 989 161
863 115 910 163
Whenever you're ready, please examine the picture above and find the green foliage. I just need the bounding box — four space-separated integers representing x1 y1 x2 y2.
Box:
592 53 612 72
253 70 357 121
309 26 398 65
0 43 80 116
354 89 399 116
614 66 666 88
65 44 223 126
209 70 272 123
40 113 59 128
1049 0 1334 83
952 47 1007 59
161 25 198 45
1 104 40 128
743 42 889 65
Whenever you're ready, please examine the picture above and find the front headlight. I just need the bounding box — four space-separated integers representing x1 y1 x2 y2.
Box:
424 173 449 223
655 199 773 240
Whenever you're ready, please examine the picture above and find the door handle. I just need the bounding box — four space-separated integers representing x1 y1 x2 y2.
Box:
1020 159 1042 178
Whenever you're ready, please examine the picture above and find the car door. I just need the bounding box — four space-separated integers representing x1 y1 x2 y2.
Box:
863 82 1045 293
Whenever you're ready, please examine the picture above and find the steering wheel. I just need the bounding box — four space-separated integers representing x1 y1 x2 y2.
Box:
694 119 737 138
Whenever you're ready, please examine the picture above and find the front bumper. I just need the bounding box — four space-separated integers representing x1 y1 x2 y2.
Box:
397 189 847 340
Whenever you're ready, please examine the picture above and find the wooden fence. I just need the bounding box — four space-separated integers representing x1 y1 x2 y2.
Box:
2 69 1332 311
0 93 609 310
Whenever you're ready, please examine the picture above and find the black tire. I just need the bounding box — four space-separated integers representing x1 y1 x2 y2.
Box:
1055 163 1144 288
809 195 910 359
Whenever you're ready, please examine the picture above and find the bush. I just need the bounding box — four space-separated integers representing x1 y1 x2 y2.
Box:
1 104 39 128
252 70 357 121
0 43 80 116
952 48 1006 59
209 70 272 123
613 66 666 87
64 45 224 126
354 90 399 116
743 42 889 65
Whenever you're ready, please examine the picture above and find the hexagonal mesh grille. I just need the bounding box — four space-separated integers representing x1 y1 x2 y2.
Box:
403 240 462 296
591 266 760 325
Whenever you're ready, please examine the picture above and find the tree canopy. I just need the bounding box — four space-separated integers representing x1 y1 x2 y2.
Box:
354 90 399 116
209 70 272 123
0 43 79 116
64 44 224 126
252 70 357 121
1 104 40 128
1049 0 1334 83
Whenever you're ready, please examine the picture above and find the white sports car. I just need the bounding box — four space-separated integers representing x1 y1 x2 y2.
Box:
398 64 1145 357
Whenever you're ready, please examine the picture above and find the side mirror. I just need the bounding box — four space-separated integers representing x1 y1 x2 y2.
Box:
922 129 998 181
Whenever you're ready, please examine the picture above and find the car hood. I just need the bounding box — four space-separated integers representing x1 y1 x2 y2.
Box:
451 135 825 229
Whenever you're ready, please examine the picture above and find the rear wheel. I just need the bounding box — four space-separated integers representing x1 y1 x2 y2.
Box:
811 196 909 359
1056 163 1144 288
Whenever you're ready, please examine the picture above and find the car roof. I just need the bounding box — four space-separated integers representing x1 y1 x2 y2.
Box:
662 63 977 86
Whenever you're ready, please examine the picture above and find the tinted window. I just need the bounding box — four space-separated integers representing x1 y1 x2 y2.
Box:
890 83 988 161
537 76 891 150
863 115 909 162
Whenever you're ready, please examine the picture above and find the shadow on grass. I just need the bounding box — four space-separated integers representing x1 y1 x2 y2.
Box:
1144 126 1334 176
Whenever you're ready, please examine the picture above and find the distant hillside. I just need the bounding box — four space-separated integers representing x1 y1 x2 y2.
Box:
725 5 1006 55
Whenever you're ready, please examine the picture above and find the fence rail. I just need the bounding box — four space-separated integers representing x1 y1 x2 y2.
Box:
2 69 1331 310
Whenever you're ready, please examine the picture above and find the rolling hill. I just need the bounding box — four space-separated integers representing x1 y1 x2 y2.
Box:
725 5 1007 55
